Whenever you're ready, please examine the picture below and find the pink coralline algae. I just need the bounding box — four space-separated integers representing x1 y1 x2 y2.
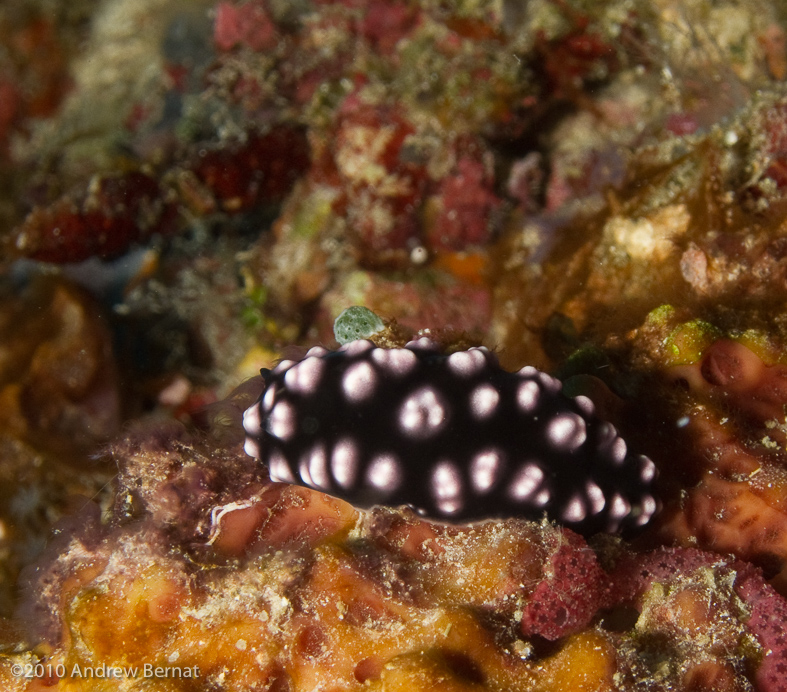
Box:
8 0 787 690
304 96 504 263
606 547 727 604
607 547 787 692
214 0 278 53
357 0 418 54
735 563 787 692
533 19 617 101
426 157 500 252
757 101 787 191
326 101 427 259
520 529 606 640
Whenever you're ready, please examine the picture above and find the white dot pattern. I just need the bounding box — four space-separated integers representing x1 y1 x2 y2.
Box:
432 461 464 514
639 455 656 482
597 422 617 448
331 438 359 489
447 349 487 377
284 356 325 395
534 488 551 507
609 437 627 465
586 481 606 515
301 445 329 490
340 339 374 355
517 380 540 413
405 337 439 351
537 371 562 393
311 448 329 488
636 496 658 526
573 395 595 416
470 449 504 493
399 387 447 438
371 347 417 375
272 359 295 374
509 463 544 501
243 344 660 536
562 494 586 523
262 385 277 412
366 455 403 493
242 405 262 436
342 361 377 402
610 493 631 519
470 383 500 419
268 401 296 441
546 413 587 451
268 450 295 483
243 437 260 459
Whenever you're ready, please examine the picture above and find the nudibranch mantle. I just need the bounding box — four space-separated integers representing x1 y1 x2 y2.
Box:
242 338 659 536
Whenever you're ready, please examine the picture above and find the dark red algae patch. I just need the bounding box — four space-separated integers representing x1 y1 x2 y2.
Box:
13 172 176 263
10 126 310 264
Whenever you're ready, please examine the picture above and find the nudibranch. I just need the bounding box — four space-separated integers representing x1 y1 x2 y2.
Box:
242 338 659 536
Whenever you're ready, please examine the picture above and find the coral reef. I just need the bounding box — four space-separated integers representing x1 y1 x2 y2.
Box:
644 330 787 589
0 276 118 623
3 0 787 689
8 414 787 691
0 278 120 455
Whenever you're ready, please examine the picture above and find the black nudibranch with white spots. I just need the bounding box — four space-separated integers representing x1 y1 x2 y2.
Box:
242 338 659 537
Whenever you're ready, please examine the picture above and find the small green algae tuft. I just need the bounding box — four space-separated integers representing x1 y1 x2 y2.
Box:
333 306 385 344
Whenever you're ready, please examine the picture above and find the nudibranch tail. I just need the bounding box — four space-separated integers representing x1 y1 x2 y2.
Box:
242 339 659 537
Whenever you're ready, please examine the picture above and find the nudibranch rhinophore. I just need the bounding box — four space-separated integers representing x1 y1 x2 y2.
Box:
242 338 659 536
